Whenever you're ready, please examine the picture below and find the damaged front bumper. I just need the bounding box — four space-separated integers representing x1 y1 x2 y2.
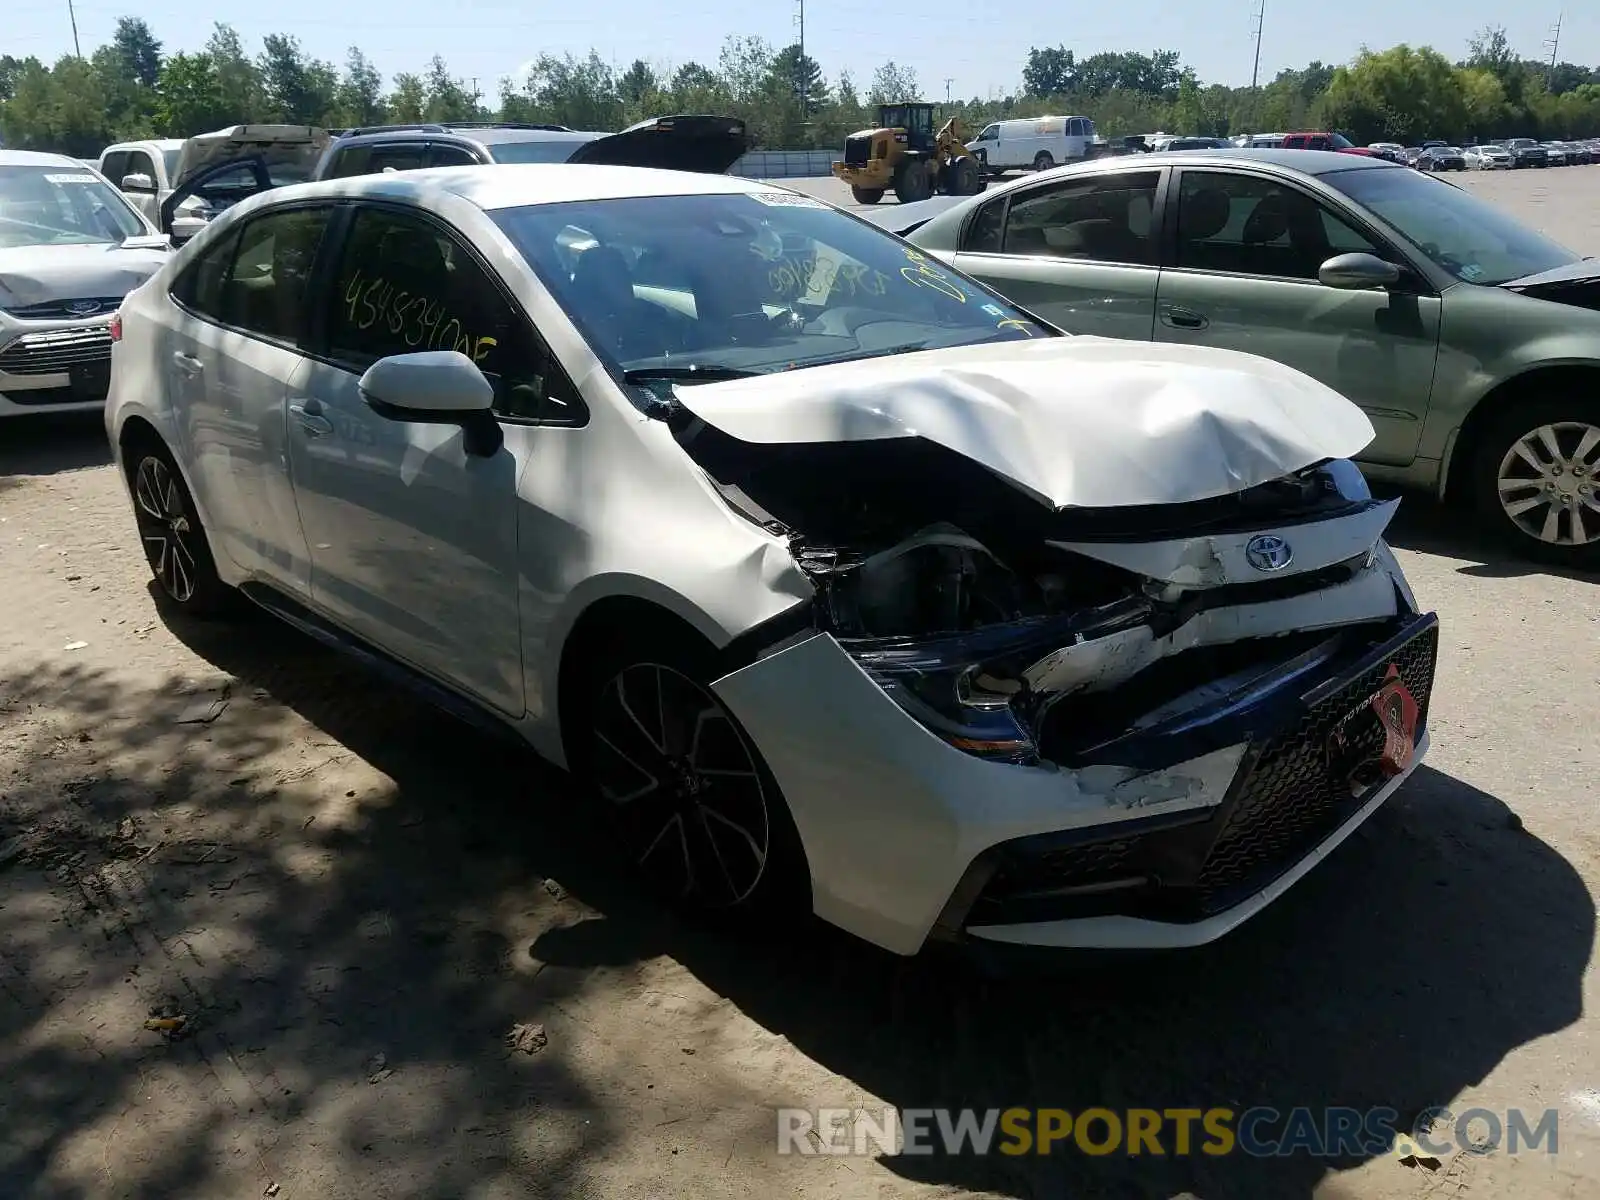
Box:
711 562 1437 956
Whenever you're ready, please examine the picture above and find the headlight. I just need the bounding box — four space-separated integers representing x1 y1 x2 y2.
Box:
844 597 1152 765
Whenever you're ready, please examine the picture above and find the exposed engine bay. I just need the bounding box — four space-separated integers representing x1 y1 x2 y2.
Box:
673 414 1406 766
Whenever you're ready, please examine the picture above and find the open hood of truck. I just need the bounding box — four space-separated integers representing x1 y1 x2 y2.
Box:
669 337 1376 510
566 115 750 174
171 125 331 190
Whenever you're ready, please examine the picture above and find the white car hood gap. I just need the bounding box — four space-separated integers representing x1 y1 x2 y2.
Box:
671 338 1375 510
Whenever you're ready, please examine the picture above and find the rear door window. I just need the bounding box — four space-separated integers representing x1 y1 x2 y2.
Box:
214 207 334 343
1001 170 1160 264
428 144 479 168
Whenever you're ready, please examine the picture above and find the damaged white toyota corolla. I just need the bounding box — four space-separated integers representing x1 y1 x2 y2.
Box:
105 166 1437 957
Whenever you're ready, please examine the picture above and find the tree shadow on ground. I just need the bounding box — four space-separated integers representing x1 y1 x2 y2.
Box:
1381 490 1598 585
2 594 1591 1199
0 606 634 1198
0 413 114 487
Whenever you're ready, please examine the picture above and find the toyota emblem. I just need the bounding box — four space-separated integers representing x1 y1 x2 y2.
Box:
1245 534 1294 572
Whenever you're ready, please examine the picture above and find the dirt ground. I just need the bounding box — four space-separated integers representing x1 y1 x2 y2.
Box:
4 170 1600 1200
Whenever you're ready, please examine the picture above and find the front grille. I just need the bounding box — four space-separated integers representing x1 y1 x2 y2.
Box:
1195 619 1438 903
843 134 872 167
957 615 1439 931
0 328 113 376
2 297 122 321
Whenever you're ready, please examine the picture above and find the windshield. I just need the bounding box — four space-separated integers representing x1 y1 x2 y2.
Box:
1327 167 1580 285
492 191 1050 382
487 138 594 164
1329 133 1354 149
0 165 145 249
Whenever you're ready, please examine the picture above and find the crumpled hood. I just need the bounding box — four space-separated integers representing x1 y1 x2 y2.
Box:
672 337 1376 509
0 241 169 311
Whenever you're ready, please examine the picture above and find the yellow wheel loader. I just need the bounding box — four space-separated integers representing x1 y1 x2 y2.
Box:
831 103 986 205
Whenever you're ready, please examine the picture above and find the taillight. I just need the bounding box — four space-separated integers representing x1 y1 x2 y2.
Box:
109 312 122 342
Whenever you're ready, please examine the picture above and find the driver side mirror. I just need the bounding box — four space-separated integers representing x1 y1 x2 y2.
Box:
358 351 503 457
1319 252 1402 290
120 172 155 194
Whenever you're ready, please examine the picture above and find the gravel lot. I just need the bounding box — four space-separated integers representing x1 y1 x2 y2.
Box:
2 168 1599 1200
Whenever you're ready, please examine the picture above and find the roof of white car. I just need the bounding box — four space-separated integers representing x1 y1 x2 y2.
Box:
0 149 91 169
265 164 778 212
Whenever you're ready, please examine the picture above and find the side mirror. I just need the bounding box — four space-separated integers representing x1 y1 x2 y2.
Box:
1319 252 1402 290
120 172 155 193
358 351 503 457
169 214 209 244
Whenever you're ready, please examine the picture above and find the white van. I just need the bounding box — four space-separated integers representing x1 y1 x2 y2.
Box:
966 116 1097 176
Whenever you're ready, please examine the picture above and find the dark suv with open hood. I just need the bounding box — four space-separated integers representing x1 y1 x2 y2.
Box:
158 115 751 243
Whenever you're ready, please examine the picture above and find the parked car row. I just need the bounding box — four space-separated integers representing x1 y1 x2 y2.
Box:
1 118 749 420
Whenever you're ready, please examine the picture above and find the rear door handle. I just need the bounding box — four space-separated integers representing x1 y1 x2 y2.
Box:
1161 305 1209 330
289 400 334 437
172 351 203 375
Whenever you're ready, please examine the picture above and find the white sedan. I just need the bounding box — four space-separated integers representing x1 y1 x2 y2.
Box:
1466 145 1513 170
0 150 171 417
105 164 1438 956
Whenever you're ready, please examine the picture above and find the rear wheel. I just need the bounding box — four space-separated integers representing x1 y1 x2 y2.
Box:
574 630 810 920
126 440 233 615
1033 151 1055 171
1471 398 1600 569
850 185 885 205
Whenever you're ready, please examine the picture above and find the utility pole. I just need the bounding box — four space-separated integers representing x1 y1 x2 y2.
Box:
1544 12 1563 89
1248 1 1265 130
945 77 954 105
470 77 481 116
793 0 806 117
66 0 82 58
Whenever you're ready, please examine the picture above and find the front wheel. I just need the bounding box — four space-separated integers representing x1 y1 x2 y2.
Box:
1471 399 1600 569
576 634 810 920
126 442 233 615
893 160 933 203
850 185 884 205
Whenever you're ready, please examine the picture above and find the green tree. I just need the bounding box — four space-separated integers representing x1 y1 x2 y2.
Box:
388 72 426 124
1023 46 1076 97
337 48 387 128
205 24 261 123
867 60 919 104
423 55 478 122
157 51 232 136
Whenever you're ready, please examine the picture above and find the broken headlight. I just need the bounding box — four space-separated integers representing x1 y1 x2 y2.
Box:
847 630 1045 764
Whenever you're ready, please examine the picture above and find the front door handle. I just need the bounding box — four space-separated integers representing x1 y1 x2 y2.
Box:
1161 305 1209 330
172 351 203 375
289 400 333 437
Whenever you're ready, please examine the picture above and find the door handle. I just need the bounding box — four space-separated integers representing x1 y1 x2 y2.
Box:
1161 305 1209 330
172 351 203 375
289 401 334 437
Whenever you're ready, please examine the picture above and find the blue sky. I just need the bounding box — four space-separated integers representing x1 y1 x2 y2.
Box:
12 1 1598 103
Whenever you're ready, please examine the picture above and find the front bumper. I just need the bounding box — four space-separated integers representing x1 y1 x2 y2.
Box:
0 313 116 417
714 596 1436 956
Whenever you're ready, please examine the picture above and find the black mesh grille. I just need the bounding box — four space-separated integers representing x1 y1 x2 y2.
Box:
956 615 1440 931
844 135 872 167
1196 621 1438 901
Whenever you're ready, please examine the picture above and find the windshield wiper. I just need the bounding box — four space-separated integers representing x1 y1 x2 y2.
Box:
622 364 763 384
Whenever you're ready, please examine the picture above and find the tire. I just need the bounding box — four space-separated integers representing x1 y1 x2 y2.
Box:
949 154 982 195
1470 397 1600 570
850 185 884 205
571 627 810 922
893 159 932 203
1033 151 1055 171
124 438 234 616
